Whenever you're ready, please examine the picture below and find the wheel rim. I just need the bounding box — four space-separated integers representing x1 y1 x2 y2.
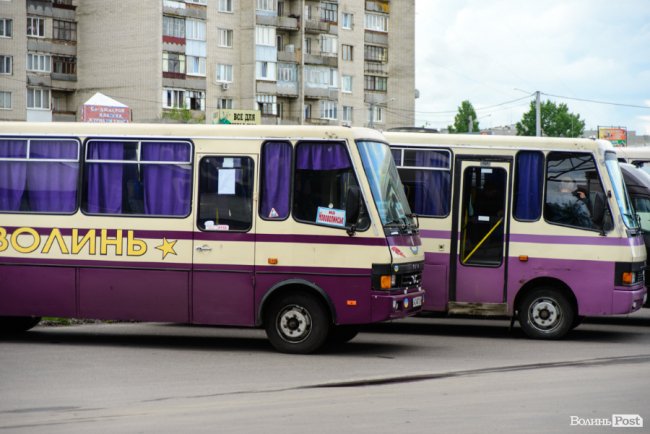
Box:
528 297 562 332
276 304 312 343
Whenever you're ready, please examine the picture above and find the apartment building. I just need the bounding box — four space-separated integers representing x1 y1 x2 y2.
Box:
0 0 415 129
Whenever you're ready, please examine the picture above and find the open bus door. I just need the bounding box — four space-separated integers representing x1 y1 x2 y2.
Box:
450 158 511 314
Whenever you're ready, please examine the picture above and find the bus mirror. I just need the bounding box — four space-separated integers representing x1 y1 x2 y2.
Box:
346 186 361 234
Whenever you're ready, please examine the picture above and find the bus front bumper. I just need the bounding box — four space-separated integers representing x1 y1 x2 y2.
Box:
371 288 426 322
612 286 647 314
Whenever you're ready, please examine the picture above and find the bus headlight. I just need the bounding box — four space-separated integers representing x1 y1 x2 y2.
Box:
380 275 397 289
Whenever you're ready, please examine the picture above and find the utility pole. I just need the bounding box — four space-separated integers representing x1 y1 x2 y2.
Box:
535 90 541 136
468 115 473 133
369 103 374 129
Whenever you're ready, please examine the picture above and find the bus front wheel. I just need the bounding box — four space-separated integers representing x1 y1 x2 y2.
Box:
0 316 41 334
517 288 574 339
264 293 331 354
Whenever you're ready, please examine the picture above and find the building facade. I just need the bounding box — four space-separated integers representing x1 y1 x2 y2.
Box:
0 0 415 129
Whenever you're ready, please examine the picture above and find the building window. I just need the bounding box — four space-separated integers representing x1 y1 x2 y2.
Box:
27 17 44 37
218 98 233 109
186 18 206 41
342 106 353 123
187 56 206 76
369 106 384 124
320 2 337 23
218 28 233 47
304 104 311 120
305 66 338 87
305 37 312 54
218 0 233 12
278 63 296 82
27 53 51 73
0 91 11 109
341 44 353 61
216 63 233 82
163 15 185 38
365 13 388 32
185 0 207 4
364 75 387 91
53 20 76 41
320 101 337 120
187 90 205 111
255 25 276 46
0 18 12 38
342 75 352 93
27 88 50 109
52 55 76 74
256 61 276 81
365 45 387 62
256 0 277 13
320 35 337 56
341 13 353 29
0 55 11 74
163 52 185 73
257 94 277 115
163 88 185 109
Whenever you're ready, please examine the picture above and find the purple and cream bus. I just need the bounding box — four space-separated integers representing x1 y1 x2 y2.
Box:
0 122 424 354
385 132 647 339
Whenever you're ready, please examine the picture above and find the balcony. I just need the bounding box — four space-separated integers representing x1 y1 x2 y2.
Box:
256 81 277 94
256 14 299 31
304 87 339 100
305 19 330 33
364 61 388 75
304 53 338 68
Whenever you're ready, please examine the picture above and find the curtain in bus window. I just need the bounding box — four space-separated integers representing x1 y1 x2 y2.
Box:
86 142 124 213
141 142 191 216
27 140 78 212
514 151 543 220
0 140 27 211
260 141 291 219
414 150 450 216
296 142 351 170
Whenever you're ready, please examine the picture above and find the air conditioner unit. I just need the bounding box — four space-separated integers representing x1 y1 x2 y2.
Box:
221 83 230 91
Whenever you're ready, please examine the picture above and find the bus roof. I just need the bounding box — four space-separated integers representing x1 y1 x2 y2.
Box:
0 121 386 143
384 131 613 153
615 146 650 161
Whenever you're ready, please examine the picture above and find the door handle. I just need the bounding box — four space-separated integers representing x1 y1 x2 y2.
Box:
195 245 212 252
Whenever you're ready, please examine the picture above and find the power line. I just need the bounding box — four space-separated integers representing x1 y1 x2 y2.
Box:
541 92 650 110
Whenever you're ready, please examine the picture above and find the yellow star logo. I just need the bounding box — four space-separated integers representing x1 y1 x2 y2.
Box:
155 238 178 260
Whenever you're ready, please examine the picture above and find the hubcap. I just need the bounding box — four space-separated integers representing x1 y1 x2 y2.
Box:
529 298 561 331
276 304 312 343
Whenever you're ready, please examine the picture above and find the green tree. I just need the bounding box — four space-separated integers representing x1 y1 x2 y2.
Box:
448 100 480 133
516 100 585 137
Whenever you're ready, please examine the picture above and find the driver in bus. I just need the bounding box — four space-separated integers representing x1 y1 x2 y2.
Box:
547 175 592 228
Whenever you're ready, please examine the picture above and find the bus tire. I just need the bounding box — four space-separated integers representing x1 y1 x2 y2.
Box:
264 293 331 354
517 288 574 339
0 316 41 334
327 325 360 346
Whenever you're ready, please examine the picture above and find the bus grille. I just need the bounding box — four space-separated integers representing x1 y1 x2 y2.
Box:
399 271 422 289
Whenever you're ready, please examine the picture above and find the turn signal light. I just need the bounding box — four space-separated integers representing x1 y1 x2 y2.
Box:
268 258 278 265
622 271 633 285
380 275 392 289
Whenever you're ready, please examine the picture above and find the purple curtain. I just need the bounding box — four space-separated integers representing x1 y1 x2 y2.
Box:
514 151 543 220
296 142 351 170
0 140 28 211
261 141 291 219
27 140 78 212
86 141 124 213
414 150 451 216
142 142 191 216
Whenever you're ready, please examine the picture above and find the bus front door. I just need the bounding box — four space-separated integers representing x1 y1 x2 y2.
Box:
451 159 510 309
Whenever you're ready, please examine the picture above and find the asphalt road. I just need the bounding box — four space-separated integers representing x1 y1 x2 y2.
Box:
1 310 649 433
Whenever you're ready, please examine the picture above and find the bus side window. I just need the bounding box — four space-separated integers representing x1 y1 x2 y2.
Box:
260 141 291 220
197 156 254 232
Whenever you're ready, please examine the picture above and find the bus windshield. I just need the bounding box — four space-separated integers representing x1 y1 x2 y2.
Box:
605 151 639 230
357 140 416 233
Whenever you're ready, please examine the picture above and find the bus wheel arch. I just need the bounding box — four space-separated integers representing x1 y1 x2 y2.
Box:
259 281 335 354
514 278 577 339
0 316 42 334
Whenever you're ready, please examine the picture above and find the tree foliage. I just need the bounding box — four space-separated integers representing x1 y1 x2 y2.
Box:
516 100 585 137
448 100 480 133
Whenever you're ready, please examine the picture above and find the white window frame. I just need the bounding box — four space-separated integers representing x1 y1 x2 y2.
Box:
341 44 353 61
27 17 44 37
0 91 11 109
163 88 185 109
218 98 233 109
27 52 51 73
0 55 11 74
186 19 206 41
185 0 207 4
257 94 277 115
218 28 233 48
218 0 233 12
216 63 233 82
365 13 388 32
256 61 277 81
255 25 276 47
187 55 206 76
320 35 338 56
256 0 277 12
370 106 384 123
163 15 185 38
341 13 353 30
27 88 50 110
342 105 353 123
0 18 12 38
320 100 337 120
342 75 352 93
162 52 186 74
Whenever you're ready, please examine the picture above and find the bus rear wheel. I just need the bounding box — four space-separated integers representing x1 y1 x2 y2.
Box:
517 288 574 339
0 316 41 334
264 293 331 354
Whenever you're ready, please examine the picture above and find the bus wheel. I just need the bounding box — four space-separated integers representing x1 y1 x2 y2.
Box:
327 325 360 346
0 316 41 334
517 288 574 339
264 293 331 354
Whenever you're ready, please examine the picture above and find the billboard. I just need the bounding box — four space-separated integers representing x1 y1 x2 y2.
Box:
81 93 131 123
598 126 627 147
213 109 261 125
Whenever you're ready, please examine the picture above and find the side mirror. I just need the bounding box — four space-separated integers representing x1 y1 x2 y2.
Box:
345 186 361 235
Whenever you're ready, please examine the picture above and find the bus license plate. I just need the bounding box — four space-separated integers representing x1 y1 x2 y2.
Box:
413 296 423 307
